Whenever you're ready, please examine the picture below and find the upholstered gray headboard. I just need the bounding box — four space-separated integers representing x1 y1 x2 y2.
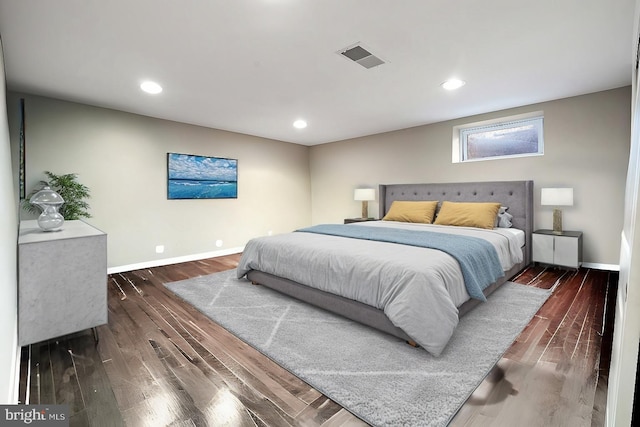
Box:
378 180 534 263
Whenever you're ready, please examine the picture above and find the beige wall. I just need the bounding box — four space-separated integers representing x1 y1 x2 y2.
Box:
7 88 630 268
8 93 311 269
310 87 631 266
0 39 19 403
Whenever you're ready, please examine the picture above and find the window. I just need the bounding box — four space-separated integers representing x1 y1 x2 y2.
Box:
452 112 544 163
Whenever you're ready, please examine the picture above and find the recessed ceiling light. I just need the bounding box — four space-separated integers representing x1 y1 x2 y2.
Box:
140 81 163 94
293 119 307 129
441 79 466 91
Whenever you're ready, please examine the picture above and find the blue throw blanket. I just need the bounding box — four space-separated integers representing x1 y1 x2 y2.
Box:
296 224 504 301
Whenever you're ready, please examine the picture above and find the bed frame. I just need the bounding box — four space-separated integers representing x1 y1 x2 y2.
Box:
246 180 534 344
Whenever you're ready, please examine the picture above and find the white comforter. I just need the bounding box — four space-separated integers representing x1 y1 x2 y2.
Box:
237 221 523 356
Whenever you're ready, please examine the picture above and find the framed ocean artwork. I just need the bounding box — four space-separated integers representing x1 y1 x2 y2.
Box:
167 153 238 199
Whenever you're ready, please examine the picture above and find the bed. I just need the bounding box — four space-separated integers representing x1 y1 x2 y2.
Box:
237 180 533 356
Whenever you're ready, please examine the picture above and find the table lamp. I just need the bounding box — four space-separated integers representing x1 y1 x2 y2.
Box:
354 188 375 219
541 188 573 234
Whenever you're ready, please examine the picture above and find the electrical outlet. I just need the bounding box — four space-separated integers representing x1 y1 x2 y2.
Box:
155 245 164 254
215 240 223 248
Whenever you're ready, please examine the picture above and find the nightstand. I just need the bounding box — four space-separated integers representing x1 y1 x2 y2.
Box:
532 229 583 269
344 218 377 224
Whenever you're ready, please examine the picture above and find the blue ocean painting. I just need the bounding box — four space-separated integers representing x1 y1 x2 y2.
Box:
167 153 238 199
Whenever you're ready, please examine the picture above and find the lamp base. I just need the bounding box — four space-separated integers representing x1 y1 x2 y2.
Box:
552 208 563 234
361 201 368 219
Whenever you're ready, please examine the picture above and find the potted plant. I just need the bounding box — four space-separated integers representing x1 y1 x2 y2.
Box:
23 171 91 220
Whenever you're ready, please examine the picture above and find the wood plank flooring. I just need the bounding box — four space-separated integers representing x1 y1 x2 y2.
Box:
18 255 616 426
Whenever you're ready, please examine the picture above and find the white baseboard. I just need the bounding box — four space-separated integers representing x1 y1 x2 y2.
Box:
107 246 244 274
4 327 20 404
582 262 620 272
12 340 20 404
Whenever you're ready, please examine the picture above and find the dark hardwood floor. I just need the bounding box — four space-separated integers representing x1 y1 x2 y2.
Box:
18 255 616 426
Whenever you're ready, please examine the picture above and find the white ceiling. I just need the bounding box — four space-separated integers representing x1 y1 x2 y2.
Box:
0 0 635 146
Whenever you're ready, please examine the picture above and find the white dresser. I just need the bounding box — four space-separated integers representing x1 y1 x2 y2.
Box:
18 220 107 346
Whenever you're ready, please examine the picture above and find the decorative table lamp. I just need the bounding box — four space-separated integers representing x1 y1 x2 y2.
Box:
541 188 573 234
354 188 375 219
30 186 65 231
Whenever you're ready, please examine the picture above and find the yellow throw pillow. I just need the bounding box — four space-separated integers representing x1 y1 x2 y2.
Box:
434 201 501 229
382 201 439 223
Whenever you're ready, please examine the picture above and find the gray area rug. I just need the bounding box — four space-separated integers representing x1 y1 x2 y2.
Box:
165 269 550 426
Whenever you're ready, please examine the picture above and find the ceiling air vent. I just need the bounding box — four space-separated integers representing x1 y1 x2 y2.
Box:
338 44 385 69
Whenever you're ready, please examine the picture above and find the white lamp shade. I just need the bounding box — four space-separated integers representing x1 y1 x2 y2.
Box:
541 188 573 206
354 188 375 201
